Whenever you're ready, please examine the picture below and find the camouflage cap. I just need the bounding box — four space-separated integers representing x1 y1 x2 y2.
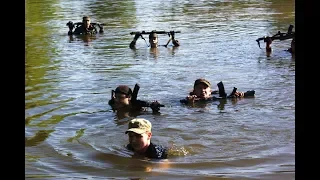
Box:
125 118 152 134
115 85 132 95
194 78 211 88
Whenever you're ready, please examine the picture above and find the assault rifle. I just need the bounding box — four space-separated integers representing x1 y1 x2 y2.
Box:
131 83 165 108
130 30 181 36
130 30 181 47
256 25 294 49
217 81 255 99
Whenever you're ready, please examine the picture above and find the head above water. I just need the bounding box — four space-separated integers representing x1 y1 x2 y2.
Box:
112 85 132 109
82 16 91 27
149 32 159 48
192 78 212 98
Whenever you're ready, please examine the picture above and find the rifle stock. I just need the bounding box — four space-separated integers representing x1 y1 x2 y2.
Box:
227 87 238 98
131 83 140 102
131 84 165 108
217 81 227 98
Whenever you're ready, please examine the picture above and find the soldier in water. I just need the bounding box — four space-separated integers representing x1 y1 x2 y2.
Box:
129 31 180 49
125 118 168 159
180 78 255 105
108 84 163 117
67 16 104 35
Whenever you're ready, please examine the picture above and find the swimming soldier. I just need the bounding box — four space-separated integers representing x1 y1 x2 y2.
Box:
66 16 104 35
108 84 164 115
180 78 255 105
129 30 180 49
125 118 168 159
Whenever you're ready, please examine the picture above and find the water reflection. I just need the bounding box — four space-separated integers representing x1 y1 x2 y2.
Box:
130 46 179 60
25 130 55 147
180 98 238 111
113 110 142 123
149 48 159 58
68 34 98 45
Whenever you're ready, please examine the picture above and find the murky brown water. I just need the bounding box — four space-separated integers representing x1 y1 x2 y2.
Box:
25 0 295 179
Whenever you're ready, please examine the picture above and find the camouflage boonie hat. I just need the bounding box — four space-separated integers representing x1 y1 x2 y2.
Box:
125 118 152 134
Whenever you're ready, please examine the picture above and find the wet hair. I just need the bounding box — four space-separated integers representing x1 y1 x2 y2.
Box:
82 16 90 21
149 33 158 39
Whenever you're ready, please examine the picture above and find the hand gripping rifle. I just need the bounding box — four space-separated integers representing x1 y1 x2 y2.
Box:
215 81 255 99
256 25 295 49
130 30 181 45
131 83 165 108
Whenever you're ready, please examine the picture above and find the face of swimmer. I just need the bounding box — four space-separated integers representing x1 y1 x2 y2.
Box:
149 33 158 48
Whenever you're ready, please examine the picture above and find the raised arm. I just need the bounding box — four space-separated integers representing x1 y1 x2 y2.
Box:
130 32 141 49
170 31 180 47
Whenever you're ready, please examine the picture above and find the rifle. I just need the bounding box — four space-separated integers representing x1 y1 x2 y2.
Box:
227 87 238 98
131 83 165 108
134 100 165 108
130 30 181 35
217 81 255 98
131 83 140 102
217 81 227 98
256 24 295 49
130 30 181 47
207 82 254 100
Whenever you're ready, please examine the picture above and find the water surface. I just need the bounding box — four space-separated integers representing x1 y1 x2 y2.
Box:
25 0 295 179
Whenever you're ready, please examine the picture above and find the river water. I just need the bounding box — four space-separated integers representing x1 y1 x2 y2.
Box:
25 0 295 179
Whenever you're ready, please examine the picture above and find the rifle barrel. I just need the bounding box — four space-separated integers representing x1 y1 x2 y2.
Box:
130 31 181 35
